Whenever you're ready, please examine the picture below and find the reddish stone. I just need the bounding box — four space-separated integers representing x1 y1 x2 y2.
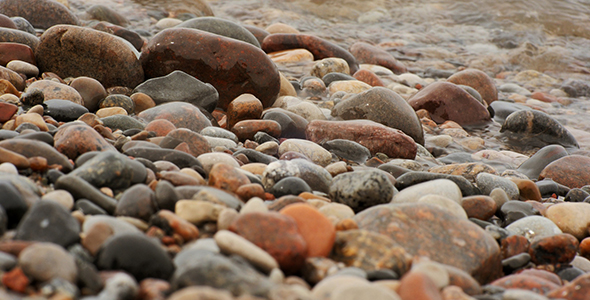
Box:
580 237 590 259
529 233 579 265
355 203 502 284
231 119 281 141
349 42 407 74
547 272 590 300
461 195 497 220
244 24 270 46
531 91 560 103
2 267 29 293
0 101 16 122
447 69 498 105
227 94 263 129
229 212 308 274
539 155 590 189
518 269 562 286
138 278 170 300
156 210 199 242
262 33 359 74
0 138 73 172
0 0 79 29
490 274 560 294
0 64 23 90
35 25 144 88
408 82 491 125
306 119 417 159
398 271 443 300
0 146 28 169
141 28 280 110
352 69 385 87
131 92 156 114
443 264 483 296
0 42 35 65
280 203 336 258
511 178 542 201
158 171 204 187
0 241 34 256
267 195 306 211
138 102 212 132
28 156 47 172
208 162 251 194
235 183 266 202
53 122 117 160
161 128 210 157
501 235 530 259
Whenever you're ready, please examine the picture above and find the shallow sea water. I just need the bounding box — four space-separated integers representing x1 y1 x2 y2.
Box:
69 0 590 153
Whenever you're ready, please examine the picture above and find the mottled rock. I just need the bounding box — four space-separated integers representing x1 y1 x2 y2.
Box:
115 184 158 222
15 201 80 247
476 172 520 200
447 69 498 105
330 169 395 212
490 274 560 295
0 0 79 29
529 233 578 265
262 158 332 193
53 123 116 159
428 162 497 183
208 163 250 194
539 155 590 189
36 25 143 88
349 42 406 74
546 272 590 300
141 28 280 110
28 80 83 105
311 57 350 78
279 138 332 167
505 215 563 241
394 171 480 197
176 17 260 47
461 196 497 220
501 110 579 149
398 271 443 300
138 102 212 132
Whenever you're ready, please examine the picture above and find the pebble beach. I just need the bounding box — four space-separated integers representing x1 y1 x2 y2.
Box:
1 0 590 299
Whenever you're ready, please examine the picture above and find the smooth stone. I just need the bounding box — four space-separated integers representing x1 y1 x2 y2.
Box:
15 201 80 247
279 203 336 258
408 82 491 125
505 215 563 241
200 126 239 143
546 272 590 300
91 21 143 51
306 120 417 159
417 195 468 220
311 275 370 300
100 115 146 131
138 102 212 132
545 202 590 240
131 92 156 114
0 0 78 29
501 110 579 149
6 60 37 77
226 93 263 129
529 233 578 265
196 152 239 174
311 57 350 78
167 286 233 300
321 139 371 164
270 177 312 198
145 119 177 137
133 70 218 112
0 147 29 169
161 128 210 157
141 28 280 110
114 184 158 222
97 233 175 281
331 87 424 145
14 113 48 131
234 148 278 165
0 138 72 171
55 175 117 214
42 190 74 210
353 69 385 87
393 179 462 204
447 69 498 105
539 155 590 189
0 102 17 122
263 108 308 139
0 42 35 66
461 196 497 221
186 186 243 210
208 163 250 194
214 229 278 273
176 17 260 47
0 64 23 90
43 99 89 122
19 243 77 283
355 203 502 284
328 79 372 94
262 33 359 73
82 215 141 236
349 42 406 74
229 212 307 274
330 284 401 300
86 4 128 26
53 123 116 160
231 119 282 141
500 200 540 225
489 100 531 123
398 271 443 300
124 147 201 169
262 158 332 193
69 76 107 112
279 138 332 167
286 101 327 122
476 172 520 200
175 200 224 224
560 78 590 97
96 106 127 118
330 169 395 213
36 25 143 88
394 171 480 197
28 80 83 105
428 162 498 183
0 180 27 228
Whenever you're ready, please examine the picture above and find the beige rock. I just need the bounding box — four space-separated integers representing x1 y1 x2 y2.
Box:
417 195 468 219
95 107 128 118
545 202 590 240
328 80 371 94
214 229 279 273
279 138 332 167
15 113 48 131
175 200 225 224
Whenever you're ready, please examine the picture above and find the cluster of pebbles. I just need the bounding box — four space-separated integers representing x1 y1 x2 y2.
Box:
0 0 589 299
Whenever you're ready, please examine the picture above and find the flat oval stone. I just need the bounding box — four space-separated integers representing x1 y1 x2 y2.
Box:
262 33 359 74
262 158 333 193
19 243 77 283
141 28 280 110
176 17 260 47
97 233 175 281
36 25 144 88
394 171 480 197
15 201 80 248
545 202 590 240
0 0 79 29
44 99 89 122
408 82 491 125
306 120 417 159
331 87 424 145
501 110 579 149
349 42 406 74
330 169 395 213
355 203 502 284
353 69 385 87
28 80 83 105
53 123 116 160
321 139 371 164
69 76 108 112
0 138 73 172
231 119 281 141
539 155 590 189
133 70 219 112
86 4 128 26
138 102 212 132
461 196 497 220
214 229 278 273
447 69 498 105
161 128 211 157
125 147 202 169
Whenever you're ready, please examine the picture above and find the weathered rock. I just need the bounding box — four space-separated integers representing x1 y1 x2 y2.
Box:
349 42 407 74
161 128 211 157
226 93 263 129
35 25 144 88
141 28 280 110
546 272 590 300
529 233 578 265
176 17 260 47
0 0 79 29
138 102 212 132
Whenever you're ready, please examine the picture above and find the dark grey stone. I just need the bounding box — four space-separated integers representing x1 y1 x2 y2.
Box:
15 201 80 247
44 99 89 122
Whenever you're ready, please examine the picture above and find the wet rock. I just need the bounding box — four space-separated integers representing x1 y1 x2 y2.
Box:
332 87 424 145
0 43 35 69
15 201 80 247
19 243 77 283
0 138 73 172
176 17 260 47
529 233 578 265
86 4 129 26
141 28 280 110
545 202 590 240
355 203 502 284
447 69 498 105
408 82 491 125
133 70 219 112
124 147 201 169
501 110 579 149
138 102 212 132
539 155 590 189
43 99 89 122
36 25 144 88
231 119 281 141
505 215 562 241
306 120 417 159
0 0 79 29
349 42 406 74
161 128 211 157
330 169 395 213
97 233 175 281
53 123 116 160
226 93 263 129
229 212 308 274
262 158 332 193
262 33 359 74
115 184 158 222
28 80 83 105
